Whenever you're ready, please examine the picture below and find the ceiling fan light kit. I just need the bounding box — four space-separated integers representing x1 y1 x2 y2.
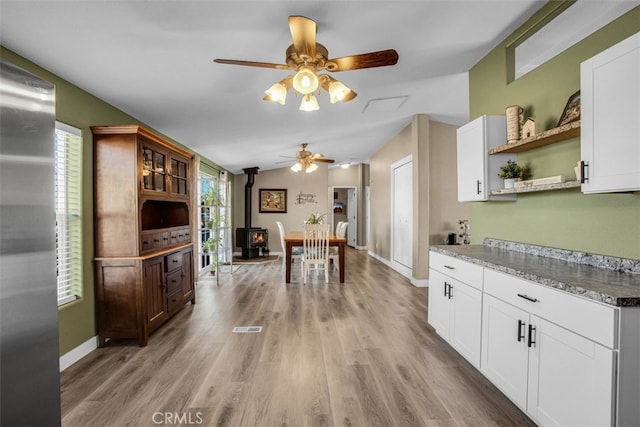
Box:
288 143 335 173
214 15 398 112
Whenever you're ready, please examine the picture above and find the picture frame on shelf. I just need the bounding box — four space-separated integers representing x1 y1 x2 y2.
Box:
557 90 581 127
259 188 287 213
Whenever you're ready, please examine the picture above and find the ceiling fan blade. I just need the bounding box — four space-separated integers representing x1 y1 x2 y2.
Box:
289 16 316 62
213 58 290 70
329 49 399 71
314 158 335 163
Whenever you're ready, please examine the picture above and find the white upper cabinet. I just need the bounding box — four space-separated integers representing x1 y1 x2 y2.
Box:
581 32 640 193
457 115 516 201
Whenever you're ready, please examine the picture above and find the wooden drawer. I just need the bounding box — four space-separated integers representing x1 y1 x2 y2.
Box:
165 251 183 272
167 290 183 315
166 269 183 295
429 251 483 290
483 268 618 348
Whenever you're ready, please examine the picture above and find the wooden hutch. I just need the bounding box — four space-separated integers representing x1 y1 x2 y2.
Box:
93 125 196 346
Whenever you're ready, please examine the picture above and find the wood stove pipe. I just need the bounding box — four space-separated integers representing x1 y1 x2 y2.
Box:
243 167 259 228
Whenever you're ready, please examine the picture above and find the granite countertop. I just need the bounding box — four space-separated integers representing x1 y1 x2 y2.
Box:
430 239 640 307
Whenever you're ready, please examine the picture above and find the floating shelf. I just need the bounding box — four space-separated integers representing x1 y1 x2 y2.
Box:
490 180 581 195
489 121 581 154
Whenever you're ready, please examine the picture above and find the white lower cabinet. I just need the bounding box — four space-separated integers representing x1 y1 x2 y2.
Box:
428 269 482 367
527 317 615 427
481 294 530 408
481 294 615 426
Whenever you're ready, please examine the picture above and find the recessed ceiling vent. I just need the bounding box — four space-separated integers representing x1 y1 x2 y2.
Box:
363 96 408 113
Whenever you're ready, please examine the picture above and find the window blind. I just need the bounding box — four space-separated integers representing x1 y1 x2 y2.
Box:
55 122 82 306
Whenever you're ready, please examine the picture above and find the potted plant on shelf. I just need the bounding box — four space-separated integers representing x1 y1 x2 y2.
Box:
498 160 522 189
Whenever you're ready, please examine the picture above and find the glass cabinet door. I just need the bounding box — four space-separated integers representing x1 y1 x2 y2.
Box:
142 146 166 192
171 157 188 196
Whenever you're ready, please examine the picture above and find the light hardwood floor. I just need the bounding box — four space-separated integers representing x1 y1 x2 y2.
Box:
61 248 534 427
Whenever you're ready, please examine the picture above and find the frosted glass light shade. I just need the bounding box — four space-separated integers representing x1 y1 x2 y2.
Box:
290 162 303 172
299 94 319 111
305 162 318 173
292 66 319 95
328 80 352 103
264 82 287 104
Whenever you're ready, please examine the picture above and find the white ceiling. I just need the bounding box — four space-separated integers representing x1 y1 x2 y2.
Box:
0 0 548 174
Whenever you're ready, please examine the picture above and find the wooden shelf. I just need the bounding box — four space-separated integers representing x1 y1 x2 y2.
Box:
489 121 581 154
490 180 581 195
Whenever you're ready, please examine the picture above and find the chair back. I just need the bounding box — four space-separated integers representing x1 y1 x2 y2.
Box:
336 221 348 238
303 223 330 263
276 221 286 252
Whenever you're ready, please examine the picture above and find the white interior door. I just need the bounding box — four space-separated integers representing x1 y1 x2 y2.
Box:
391 156 412 273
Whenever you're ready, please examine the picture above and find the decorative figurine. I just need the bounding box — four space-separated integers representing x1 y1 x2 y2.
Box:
458 219 471 245
522 117 536 138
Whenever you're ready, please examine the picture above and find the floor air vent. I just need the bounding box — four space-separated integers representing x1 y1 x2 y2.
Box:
232 326 262 333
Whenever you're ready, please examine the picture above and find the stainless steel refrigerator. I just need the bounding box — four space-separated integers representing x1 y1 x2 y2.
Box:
0 58 62 425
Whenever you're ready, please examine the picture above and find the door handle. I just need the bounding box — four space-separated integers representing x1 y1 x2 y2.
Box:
528 324 536 348
517 293 539 303
580 161 588 183
517 320 525 342
476 180 482 194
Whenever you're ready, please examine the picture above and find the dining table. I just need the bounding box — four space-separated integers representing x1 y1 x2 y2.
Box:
283 231 347 283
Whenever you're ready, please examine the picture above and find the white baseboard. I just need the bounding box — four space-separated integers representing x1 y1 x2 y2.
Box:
412 278 429 288
368 251 429 288
354 245 368 251
60 336 98 372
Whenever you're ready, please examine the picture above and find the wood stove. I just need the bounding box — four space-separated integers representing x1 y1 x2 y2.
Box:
236 167 269 259
236 227 268 259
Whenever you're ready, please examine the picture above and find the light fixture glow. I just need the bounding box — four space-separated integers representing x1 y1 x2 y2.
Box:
290 162 303 172
264 82 287 104
292 66 319 95
305 162 318 173
299 94 320 112
340 162 350 169
329 80 352 103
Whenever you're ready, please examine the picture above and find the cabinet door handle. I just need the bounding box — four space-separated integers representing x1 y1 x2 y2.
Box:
580 161 588 183
517 293 539 303
443 282 448 297
528 324 536 348
447 284 453 300
476 180 482 195
517 320 525 342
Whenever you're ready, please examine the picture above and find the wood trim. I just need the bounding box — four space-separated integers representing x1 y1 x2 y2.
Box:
91 124 192 158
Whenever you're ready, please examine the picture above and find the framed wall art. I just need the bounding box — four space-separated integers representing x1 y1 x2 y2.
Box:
557 90 581 127
259 188 287 213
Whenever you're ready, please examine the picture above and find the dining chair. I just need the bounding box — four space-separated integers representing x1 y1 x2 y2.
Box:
276 221 302 270
329 221 347 271
301 223 331 284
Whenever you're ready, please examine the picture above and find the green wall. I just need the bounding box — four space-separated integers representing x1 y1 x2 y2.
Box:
468 5 640 259
0 46 228 355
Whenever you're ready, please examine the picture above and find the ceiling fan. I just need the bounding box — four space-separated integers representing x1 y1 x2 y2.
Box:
287 143 334 173
214 15 399 111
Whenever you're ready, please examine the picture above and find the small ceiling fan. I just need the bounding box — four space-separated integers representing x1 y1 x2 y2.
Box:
285 143 334 173
214 15 399 110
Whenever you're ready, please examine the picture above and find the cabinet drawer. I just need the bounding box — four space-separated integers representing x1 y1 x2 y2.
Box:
429 251 483 290
165 251 183 271
166 269 183 295
484 268 618 348
167 290 183 315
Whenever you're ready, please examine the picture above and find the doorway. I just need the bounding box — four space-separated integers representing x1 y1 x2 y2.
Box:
331 186 357 247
